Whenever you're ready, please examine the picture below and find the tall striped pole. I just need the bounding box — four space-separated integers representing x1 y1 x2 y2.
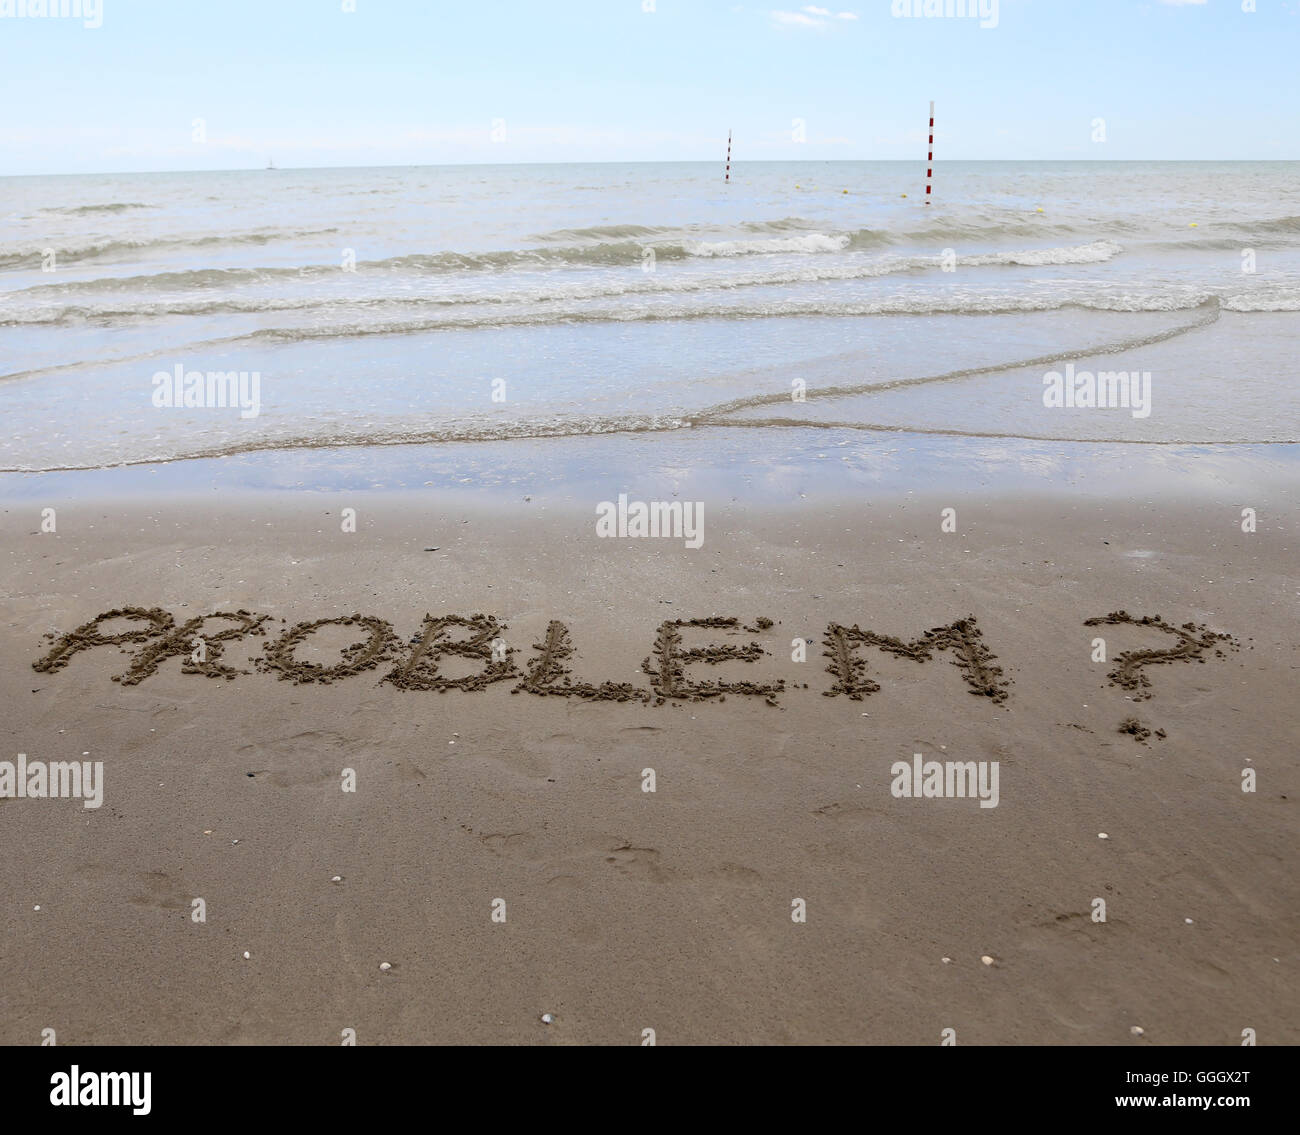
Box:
725 130 731 183
925 101 934 203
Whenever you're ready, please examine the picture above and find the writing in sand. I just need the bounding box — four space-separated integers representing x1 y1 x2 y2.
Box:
32 608 1237 720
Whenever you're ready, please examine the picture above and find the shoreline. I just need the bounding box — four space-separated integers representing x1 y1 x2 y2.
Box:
4 427 1299 506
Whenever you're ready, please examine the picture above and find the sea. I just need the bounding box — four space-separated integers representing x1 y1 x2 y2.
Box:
2 160 1297 496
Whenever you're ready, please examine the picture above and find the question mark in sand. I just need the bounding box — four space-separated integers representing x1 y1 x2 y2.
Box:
1083 611 1235 738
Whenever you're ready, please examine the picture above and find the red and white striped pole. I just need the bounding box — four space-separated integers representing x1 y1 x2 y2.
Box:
925 101 934 203
725 129 731 183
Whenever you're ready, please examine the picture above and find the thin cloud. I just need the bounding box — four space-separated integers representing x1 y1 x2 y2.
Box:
772 6 858 28
772 10 825 27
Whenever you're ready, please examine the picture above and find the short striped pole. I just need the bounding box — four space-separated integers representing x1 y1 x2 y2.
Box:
725 129 731 183
925 101 934 203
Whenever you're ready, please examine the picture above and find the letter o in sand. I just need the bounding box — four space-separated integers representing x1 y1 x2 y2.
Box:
258 615 399 684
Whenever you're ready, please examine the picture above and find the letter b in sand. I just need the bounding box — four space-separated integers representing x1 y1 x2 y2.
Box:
791 898 806 923
1091 897 1106 923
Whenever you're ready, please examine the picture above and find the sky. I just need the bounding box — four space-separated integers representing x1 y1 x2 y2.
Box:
0 0 1296 175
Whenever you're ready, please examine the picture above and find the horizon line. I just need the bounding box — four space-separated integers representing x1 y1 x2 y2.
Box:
5 157 1297 179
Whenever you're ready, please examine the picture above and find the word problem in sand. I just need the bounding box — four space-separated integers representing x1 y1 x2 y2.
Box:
32 608 1239 734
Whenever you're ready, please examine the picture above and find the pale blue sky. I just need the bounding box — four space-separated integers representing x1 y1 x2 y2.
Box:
1 0 1295 174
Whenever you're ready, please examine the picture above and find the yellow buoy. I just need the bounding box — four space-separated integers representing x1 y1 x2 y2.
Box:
1189 222 1198 227
901 193 907 198
1036 207 1044 213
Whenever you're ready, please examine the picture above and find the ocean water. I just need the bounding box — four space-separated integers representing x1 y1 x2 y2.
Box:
1 161 1297 477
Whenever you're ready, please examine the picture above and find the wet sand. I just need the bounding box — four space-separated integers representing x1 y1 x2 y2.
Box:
1 490 1296 1044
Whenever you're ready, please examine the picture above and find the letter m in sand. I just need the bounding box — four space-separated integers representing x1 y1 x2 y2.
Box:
822 615 1010 703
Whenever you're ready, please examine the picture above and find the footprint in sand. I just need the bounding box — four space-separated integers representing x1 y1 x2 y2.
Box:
239 765 339 790
478 831 540 861
603 843 669 883
74 865 191 912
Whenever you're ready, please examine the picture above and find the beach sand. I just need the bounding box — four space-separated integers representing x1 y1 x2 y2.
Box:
1 490 1296 1045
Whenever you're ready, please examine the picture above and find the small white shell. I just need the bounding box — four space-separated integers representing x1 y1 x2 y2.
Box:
541 1013 554 1024
980 955 995 966
242 951 250 959
1098 833 1109 839
1130 1026 1144 1036
379 962 392 972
